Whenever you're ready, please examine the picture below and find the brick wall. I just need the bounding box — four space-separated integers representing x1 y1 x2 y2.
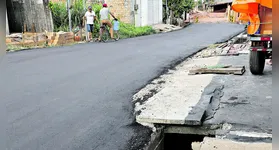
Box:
105 0 134 24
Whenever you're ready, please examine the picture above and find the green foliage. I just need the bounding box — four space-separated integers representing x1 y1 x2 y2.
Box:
48 1 69 31
195 16 199 23
197 0 203 10
48 0 85 32
49 1 154 38
204 0 214 5
119 23 156 38
167 0 195 18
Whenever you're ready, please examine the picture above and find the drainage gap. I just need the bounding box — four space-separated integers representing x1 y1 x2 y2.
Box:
163 133 214 150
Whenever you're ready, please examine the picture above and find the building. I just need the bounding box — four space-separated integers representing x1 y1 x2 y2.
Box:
103 0 163 26
209 0 233 12
6 11 9 35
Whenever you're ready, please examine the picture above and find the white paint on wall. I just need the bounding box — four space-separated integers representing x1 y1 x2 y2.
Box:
36 0 43 4
135 0 162 26
158 0 162 24
134 0 141 26
6 11 9 35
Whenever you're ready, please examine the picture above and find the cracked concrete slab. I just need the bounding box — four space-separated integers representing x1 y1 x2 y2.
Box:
203 55 272 141
135 56 221 125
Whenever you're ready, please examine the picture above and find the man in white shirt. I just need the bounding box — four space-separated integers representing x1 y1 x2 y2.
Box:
84 6 97 41
98 3 115 40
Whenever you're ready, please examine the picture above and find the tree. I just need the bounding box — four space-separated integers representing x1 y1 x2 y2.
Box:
197 0 203 10
204 0 214 5
167 0 195 18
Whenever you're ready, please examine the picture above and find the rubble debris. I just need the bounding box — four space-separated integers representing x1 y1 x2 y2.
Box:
152 24 182 33
6 31 75 49
194 35 250 58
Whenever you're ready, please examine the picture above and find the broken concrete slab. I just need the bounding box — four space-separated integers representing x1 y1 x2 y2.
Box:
135 57 221 125
198 137 272 150
184 85 224 125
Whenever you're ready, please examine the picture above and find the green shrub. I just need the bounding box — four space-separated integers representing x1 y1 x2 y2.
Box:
49 1 155 38
119 23 155 38
195 17 199 23
48 0 85 32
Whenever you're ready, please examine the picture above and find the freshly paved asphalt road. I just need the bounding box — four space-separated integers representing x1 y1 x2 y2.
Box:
1 23 244 150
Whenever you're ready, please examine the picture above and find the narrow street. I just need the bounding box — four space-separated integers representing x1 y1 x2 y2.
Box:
1 23 244 150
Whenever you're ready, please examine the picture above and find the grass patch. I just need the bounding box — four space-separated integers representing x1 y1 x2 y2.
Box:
7 45 32 51
119 23 156 38
207 44 219 49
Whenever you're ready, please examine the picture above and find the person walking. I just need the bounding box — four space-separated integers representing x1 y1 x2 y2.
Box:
83 6 97 42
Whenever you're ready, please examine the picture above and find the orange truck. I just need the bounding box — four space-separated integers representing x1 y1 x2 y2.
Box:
232 0 272 75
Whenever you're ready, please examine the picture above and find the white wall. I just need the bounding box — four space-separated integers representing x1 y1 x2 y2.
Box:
135 0 162 27
6 11 9 35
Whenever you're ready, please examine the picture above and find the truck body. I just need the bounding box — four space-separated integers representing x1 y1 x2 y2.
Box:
232 0 272 74
249 5 272 74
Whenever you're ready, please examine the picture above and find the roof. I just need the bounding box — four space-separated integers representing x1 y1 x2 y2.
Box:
210 0 233 6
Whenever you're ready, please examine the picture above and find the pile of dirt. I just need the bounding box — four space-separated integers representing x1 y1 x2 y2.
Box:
6 33 48 47
190 11 228 23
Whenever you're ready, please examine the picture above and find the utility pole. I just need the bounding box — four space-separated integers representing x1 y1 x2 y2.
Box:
166 0 168 24
83 0 88 41
67 0 72 32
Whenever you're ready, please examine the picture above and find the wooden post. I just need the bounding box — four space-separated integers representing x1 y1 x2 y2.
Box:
232 11 234 22
22 23 27 47
67 0 72 32
31 23 38 47
230 10 233 22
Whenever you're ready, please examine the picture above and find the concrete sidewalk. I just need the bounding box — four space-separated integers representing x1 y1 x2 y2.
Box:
192 137 272 150
134 56 221 125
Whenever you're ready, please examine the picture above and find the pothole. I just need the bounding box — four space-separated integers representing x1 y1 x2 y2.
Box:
148 132 216 150
164 133 208 150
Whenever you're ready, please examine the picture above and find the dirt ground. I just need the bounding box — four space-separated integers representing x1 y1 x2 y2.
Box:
191 11 228 23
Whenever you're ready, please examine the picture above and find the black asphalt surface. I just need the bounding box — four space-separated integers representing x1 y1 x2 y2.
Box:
1 23 244 150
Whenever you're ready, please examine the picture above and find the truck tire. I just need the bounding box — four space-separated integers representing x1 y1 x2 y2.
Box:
249 51 266 75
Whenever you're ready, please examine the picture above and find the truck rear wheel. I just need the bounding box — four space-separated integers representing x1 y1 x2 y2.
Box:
249 51 266 75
